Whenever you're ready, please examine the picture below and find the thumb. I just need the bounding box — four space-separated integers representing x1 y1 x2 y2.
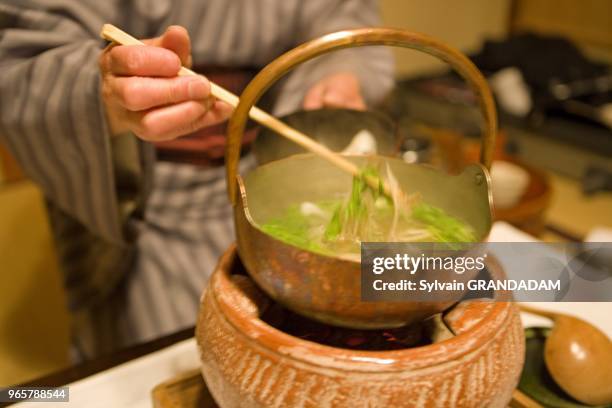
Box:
145 25 192 68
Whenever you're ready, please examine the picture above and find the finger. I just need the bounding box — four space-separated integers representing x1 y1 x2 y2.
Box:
106 45 182 77
132 101 208 141
169 100 232 136
207 100 234 123
134 100 232 141
109 75 211 111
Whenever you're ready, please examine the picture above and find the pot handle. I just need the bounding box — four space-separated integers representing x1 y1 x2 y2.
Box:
226 28 497 204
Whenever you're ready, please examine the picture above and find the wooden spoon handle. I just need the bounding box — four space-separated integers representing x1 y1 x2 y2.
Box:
99 24 366 183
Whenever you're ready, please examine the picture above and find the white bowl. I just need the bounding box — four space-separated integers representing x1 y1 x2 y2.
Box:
491 160 530 209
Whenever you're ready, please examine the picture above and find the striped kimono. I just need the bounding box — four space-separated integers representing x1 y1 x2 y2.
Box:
0 0 393 358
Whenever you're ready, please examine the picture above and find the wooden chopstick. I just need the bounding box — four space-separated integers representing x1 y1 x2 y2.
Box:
100 24 368 184
510 389 544 408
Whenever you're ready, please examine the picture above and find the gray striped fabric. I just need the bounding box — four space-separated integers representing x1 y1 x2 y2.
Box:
0 0 394 357
72 156 256 357
125 157 257 341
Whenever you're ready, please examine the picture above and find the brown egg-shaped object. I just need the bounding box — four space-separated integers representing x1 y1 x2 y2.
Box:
544 315 612 406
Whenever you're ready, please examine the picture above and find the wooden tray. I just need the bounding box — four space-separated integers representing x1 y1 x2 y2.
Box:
151 368 218 408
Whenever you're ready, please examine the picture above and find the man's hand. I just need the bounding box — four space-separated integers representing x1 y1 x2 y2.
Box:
303 72 366 111
99 26 232 141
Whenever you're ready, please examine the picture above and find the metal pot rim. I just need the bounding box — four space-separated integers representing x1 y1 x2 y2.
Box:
237 152 495 259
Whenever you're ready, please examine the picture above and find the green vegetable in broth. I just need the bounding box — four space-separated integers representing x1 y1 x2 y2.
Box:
260 164 476 257
261 200 341 254
411 203 476 243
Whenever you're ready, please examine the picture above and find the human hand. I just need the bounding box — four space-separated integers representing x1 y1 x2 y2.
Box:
303 72 366 111
99 26 232 141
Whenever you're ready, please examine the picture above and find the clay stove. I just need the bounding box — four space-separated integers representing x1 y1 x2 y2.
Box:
195 246 524 408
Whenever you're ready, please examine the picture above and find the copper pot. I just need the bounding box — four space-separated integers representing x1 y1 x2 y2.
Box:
196 246 525 408
225 28 497 329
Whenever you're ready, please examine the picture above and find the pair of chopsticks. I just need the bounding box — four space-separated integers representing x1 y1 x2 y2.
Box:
100 24 386 191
